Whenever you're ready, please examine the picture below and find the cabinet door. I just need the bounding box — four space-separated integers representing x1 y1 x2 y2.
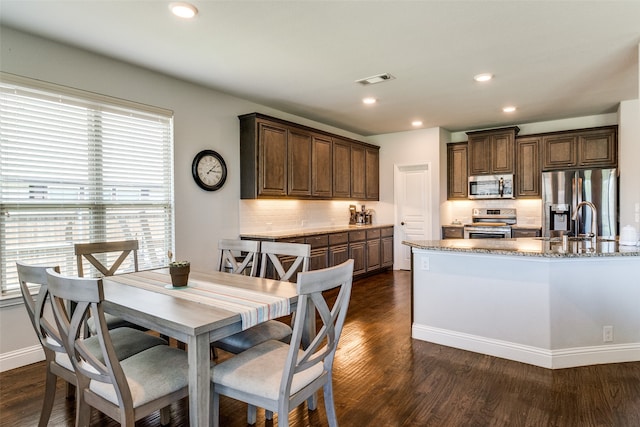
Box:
442 226 464 239
332 138 351 198
287 129 312 197
309 248 328 271
258 123 287 196
468 134 491 175
381 236 393 267
579 128 617 168
515 137 541 198
312 134 333 197
491 132 514 174
349 241 366 275
329 244 349 267
365 147 380 200
366 238 380 272
351 144 366 199
447 143 468 199
542 134 577 170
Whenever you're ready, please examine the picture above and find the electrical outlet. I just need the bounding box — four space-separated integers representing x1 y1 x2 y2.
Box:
603 325 614 342
420 256 430 271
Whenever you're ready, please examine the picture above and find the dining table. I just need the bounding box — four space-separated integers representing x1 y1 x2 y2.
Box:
101 268 300 427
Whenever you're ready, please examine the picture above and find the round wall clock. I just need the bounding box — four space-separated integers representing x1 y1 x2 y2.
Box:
192 149 227 191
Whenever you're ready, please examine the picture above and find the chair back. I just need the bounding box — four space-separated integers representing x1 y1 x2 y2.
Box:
283 259 353 398
74 240 139 277
259 241 311 282
45 269 132 408
217 239 260 276
16 262 64 354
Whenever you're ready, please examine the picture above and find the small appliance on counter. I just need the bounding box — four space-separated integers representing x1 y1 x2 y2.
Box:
350 204 373 225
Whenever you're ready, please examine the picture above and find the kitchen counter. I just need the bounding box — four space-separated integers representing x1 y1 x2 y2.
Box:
405 237 640 369
240 223 394 239
404 237 640 258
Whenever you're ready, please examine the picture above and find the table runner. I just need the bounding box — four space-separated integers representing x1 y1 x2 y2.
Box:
107 270 290 330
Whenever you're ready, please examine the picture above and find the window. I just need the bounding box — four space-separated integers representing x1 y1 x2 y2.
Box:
0 73 174 297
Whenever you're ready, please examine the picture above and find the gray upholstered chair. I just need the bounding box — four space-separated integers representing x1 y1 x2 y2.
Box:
216 239 260 276
212 241 311 355
210 259 354 427
45 268 192 427
16 262 167 427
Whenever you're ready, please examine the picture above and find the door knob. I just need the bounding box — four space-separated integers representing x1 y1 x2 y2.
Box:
401 222 405 226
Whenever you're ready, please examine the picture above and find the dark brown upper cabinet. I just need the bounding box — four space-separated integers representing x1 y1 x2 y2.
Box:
447 142 468 199
541 126 617 171
466 126 519 175
515 136 541 198
240 113 379 200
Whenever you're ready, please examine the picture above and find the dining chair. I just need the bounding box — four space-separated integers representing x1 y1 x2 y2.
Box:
216 238 260 276
16 261 168 427
45 268 193 427
74 240 147 335
210 259 354 427
212 241 311 355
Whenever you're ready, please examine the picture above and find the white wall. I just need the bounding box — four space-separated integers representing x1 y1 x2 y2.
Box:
618 100 640 239
0 27 365 370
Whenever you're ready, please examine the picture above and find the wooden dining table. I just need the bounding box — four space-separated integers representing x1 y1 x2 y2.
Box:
101 268 299 427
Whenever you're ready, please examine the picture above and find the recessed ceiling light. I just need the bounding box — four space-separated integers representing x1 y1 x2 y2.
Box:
411 121 423 127
474 73 493 82
503 106 517 113
362 97 377 105
169 2 198 19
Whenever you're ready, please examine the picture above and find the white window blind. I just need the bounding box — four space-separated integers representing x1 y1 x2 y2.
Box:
0 73 174 296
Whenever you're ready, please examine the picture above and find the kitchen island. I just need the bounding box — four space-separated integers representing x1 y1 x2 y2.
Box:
403 238 640 369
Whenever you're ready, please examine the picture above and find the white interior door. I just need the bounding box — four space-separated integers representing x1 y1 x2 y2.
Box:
395 164 431 270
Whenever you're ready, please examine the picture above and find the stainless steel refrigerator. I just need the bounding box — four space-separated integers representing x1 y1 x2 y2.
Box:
542 169 618 238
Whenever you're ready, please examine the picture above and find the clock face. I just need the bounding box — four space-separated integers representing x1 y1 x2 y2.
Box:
192 150 227 191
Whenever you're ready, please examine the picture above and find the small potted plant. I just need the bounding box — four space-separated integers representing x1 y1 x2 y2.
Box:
167 251 190 287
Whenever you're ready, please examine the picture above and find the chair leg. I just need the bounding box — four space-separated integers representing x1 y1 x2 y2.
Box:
76 393 92 427
306 391 317 411
210 344 218 359
247 404 257 424
66 382 76 400
212 388 220 427
160 406 171 426
323 382 338 427
38 368 57 427
265 409 274 420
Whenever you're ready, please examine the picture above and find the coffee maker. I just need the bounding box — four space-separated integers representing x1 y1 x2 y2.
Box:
350 205 373 225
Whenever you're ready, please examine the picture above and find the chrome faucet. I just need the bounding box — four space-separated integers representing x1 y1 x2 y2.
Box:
571 201 598 243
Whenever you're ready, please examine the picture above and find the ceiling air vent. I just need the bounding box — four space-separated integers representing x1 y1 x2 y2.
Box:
356 73 395 85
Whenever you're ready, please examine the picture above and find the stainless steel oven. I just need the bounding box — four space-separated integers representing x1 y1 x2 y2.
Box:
463 208 517 239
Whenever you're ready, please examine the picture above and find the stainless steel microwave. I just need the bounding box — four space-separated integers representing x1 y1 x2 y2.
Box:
468 174 514 199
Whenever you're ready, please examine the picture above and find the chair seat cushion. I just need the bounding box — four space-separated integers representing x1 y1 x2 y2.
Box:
54 327 167 371
89 345 193 407
87 312 148 335
212 340 324 401
214 320 292 354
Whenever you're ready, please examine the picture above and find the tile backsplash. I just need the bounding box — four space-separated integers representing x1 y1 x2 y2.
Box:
239 200 380 233
442 199 542 226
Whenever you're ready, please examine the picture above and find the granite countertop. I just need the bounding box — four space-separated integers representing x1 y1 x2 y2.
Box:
403 237 640 258
240 223 394 239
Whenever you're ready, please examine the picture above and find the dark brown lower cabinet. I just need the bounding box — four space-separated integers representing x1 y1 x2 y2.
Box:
244 226 393 280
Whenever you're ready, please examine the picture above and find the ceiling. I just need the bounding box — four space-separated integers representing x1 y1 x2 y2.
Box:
1 1 639 136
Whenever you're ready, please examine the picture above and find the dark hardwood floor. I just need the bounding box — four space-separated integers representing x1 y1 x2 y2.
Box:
1 270 639 426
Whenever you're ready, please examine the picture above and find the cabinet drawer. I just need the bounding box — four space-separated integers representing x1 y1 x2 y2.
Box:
329 232 348 245
305 234 329 248
381 227 394 238
349 230 366 242
442 226 464 239
282 237 305 244
366 229 381 239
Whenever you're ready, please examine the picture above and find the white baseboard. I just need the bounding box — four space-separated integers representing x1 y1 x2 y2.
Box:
0 345 44 372
412 324 640 369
